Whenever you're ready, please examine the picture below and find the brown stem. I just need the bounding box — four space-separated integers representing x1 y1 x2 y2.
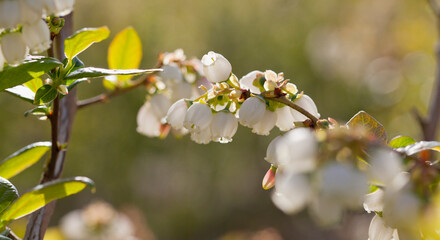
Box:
265 96 319 125
24 13 76 240
77 76 151 109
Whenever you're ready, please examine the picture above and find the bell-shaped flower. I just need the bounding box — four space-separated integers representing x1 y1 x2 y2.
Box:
201 51 232 83
238 97 266 128
277 128 318 172
265 136 284 167
275 106 296 131
290 94 320 122
0 0 21 29
19 0 41 24
369 148 403 186
184 102 213 132
1 32 28 66
166 99 188 129
137 102 161 137
22 19 51 54
239 70 263 94
190 126 211 144
271 170 312 214
149 94 171 122
252 109 276 135
44 0 74 16
160 64 183 84
368 214 397 240
210 111 238 143
364 189 385 213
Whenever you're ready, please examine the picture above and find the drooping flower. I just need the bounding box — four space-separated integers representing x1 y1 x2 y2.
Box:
22 19 51 54
275 106 296 131
183 102 213 132
149 94 172 123
238 97 266 128
252 109 277 135
201 51 232 83
239 70 263 94
166 99 188 129
210 111 238 143
1 32 28 66
190 126 212 144
368 214 397 240
0 0 21 29
136 102 161 137
18 0 41 24
368 148 403 186
290 94 320 121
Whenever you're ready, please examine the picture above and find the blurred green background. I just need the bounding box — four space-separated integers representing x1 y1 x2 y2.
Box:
0 0 437 239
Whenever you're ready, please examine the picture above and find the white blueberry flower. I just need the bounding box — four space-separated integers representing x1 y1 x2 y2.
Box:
149 94 172 122
166 99 188 129
210 111 238 143
19 0 41 24
252 109 276 135
369 149 403 186
275 106 296 131
160 64 183 84
238 97 266 128
22 19 51 54
1 32 28 66
0 0 21 29
368 214 397 240
239 70 263 94
271 170 312 214
290 94 320 121
170 81 192 102
44 0 75 17
265 136 284 167
190 126 211 144
201 51 232 83
364 189 385 213
137 102 161 137
184 102 213 132
263 70 283 91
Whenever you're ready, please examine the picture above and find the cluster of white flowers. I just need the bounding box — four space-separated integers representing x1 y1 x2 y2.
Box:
0 0 74 70
364 149 422 240
138 50 321 144
265 128 368 225
60 201 138 240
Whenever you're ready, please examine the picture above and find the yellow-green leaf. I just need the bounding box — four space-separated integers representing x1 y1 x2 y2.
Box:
24 78 43 93
64 27 110 61
0 177 95 222
347 111 387 143
0 142 51 179
108 27 142 82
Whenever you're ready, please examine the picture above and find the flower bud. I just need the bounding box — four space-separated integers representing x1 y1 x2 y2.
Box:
210 111 238 143
290 94 320 121
252 109 276 135
1 32 29 66
184 102 213 132
201 51 232 83
238 97 266 128
262 166 276 190
0 0 21 29
166 99 188 129
22 19 52 54
57 85 68 95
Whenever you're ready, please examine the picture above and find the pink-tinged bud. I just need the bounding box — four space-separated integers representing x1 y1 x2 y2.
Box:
57 85 68 95
262 166 277 190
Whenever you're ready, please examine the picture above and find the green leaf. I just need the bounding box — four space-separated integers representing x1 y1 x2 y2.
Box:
108 27 142 82
64 27 110 61
394 141 440 156
24 106 50 117
347 111 387 143
34 85 57 104
64 67 162 80
24 78 43 93
0 57 62 91
4 85 35 103
389 136 416 148
0 142 51 179
0 177 18 215
0 177 95 223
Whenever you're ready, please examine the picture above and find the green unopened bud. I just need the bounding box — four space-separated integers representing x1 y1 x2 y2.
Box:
262 165 277 190
57 85 68 95
48 17 65 35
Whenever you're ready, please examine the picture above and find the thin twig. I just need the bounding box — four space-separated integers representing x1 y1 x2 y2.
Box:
265 96 319 125
77 76 152 109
